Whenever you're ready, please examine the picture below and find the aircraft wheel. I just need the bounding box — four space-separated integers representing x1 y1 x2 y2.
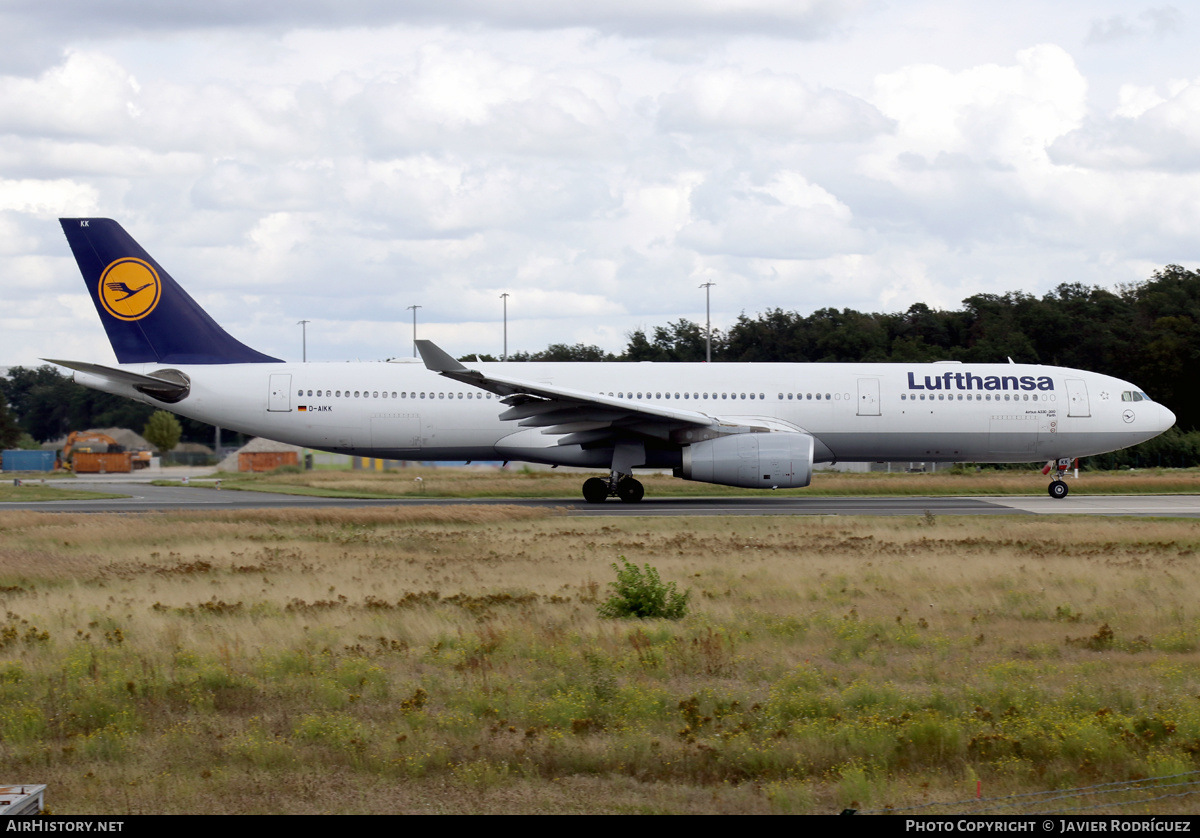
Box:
1048 480 1069 499
582 477 609 504
616 477 645 503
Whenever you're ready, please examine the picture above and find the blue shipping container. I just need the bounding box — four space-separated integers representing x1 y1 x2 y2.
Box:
2 450 56 471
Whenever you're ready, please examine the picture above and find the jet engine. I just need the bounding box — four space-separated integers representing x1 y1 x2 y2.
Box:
679 432 814 489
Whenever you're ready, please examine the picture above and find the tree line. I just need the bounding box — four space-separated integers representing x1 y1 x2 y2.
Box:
4 264 1197 466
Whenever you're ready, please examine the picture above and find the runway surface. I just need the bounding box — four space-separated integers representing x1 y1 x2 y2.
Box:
4 478 1200 517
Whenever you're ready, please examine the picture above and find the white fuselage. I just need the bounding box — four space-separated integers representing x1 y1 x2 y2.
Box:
73 359 1175 468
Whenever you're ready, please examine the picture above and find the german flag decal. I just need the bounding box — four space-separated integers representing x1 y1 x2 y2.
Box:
298 406 307 412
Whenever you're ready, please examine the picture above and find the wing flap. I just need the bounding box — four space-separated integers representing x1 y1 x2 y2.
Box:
518 408 628 427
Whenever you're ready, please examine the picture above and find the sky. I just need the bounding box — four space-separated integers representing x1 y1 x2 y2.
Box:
1 1 1198 365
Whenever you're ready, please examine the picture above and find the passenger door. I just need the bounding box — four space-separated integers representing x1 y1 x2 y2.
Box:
857 378 880 416
1065 379 1090 418
267 374 292 412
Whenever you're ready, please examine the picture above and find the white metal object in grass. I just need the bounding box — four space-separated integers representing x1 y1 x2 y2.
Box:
0 785 46 815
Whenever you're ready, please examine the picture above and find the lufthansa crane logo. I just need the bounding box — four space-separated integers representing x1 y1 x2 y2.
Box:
98 258 162 321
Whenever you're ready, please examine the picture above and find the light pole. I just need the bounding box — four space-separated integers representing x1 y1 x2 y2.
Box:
297 320 310 362
699 282 715 363
500 293 509 361
406 305 421 357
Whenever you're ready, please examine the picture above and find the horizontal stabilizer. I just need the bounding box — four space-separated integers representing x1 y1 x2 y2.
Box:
45 359 190 402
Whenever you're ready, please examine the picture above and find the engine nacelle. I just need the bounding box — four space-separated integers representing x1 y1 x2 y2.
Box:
680 432 814 489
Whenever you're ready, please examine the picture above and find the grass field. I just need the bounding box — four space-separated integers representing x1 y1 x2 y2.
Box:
2 507 1200 814
0 483 126 502
165 465 1200 499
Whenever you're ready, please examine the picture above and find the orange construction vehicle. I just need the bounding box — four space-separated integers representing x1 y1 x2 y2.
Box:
61 431 152 473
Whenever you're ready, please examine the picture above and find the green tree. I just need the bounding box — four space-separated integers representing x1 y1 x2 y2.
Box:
0 397 20 449
508 343 615 362
623 319 717 362
1 365 77 441
143 410 182 454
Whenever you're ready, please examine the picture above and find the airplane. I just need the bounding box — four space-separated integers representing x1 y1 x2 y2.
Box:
48 218 1176 502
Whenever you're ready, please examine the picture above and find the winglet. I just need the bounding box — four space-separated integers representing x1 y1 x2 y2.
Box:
415 340 469 373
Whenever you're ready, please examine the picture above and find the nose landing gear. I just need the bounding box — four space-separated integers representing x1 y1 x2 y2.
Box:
1043 458 1077 499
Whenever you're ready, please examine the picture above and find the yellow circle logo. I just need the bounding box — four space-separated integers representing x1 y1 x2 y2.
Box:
98 258 161 321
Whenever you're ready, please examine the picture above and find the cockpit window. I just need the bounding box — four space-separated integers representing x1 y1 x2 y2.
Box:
1122 391 1149 402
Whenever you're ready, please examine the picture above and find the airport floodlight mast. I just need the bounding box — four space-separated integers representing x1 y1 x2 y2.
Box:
297 320 310 362
406 305 421 358
500 292 510 362
699 282 715 363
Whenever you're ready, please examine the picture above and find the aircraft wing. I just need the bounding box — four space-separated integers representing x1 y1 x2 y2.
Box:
416 340 730 446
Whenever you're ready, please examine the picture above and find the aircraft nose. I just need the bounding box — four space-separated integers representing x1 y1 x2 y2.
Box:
1161 404 1177 431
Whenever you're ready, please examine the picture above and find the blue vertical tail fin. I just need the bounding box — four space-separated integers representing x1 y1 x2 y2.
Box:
60 218 282 364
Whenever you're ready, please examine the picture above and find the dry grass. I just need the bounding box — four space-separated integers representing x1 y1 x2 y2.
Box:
193 466 1200 499
2 509 1200 813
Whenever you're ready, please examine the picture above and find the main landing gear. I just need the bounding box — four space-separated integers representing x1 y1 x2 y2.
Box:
582 474 645 503
1044 458 1077 499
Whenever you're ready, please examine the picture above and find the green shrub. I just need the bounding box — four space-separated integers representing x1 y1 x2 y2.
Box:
598 556 689 620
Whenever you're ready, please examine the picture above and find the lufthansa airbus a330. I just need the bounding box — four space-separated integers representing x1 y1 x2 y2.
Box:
49 218 1175 502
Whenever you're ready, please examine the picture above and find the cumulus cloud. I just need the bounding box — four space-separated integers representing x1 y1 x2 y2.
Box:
869 45 1087 167
856 46 1089 242
1049 78 1200 171
2 7 1200 364
1085 6 1183 44
1 0 863 41
191 160 335 212
0 52 140 139
680 170 864 258
0 178 100 217
659 69 893 140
